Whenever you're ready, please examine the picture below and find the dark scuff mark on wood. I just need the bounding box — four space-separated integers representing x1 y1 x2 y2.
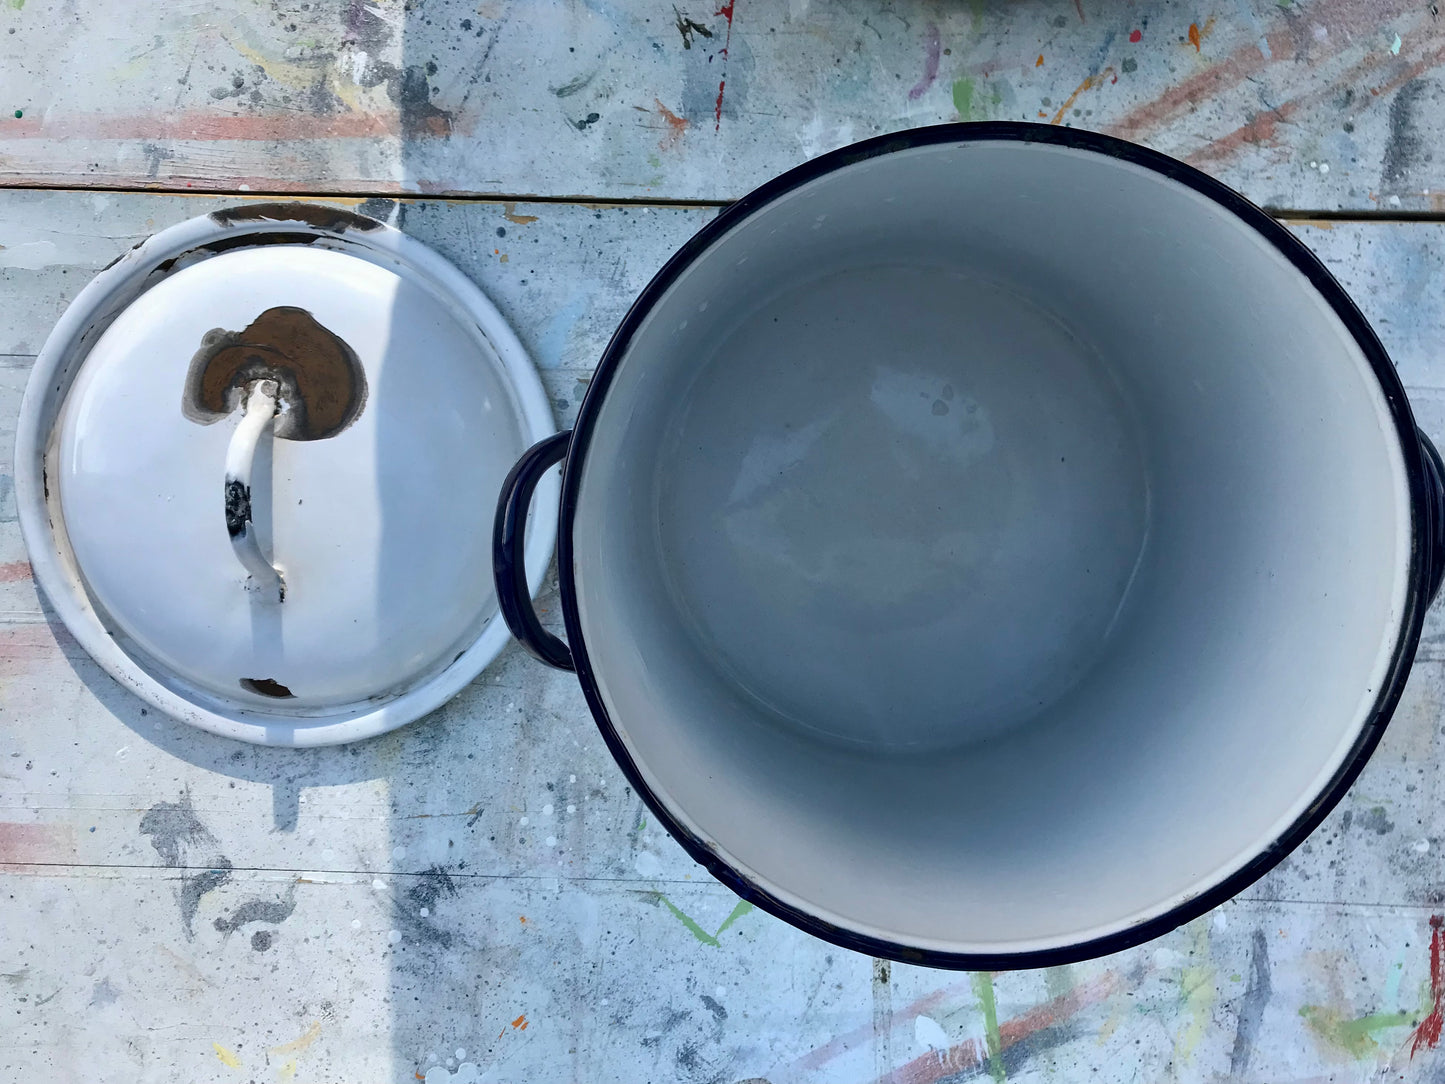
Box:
551 71 596 97
213 888 297 934
1381 78 1430 194
397 64 453 138
1229 928 1273 1076
389 865 461 948
673 6 714 49
139 788 216 867
177 863 234 937
139 789 234 940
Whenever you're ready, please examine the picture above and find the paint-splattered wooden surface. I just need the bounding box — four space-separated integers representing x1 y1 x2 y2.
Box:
1 0 1445 209
4 192 1445 1082
4 0 1445 1077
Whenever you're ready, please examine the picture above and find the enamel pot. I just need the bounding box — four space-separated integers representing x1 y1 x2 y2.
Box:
494 123 1445 968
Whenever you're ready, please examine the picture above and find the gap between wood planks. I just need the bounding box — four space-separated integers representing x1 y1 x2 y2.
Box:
0 858 727 885
1 859 1441 915
8 180 1445 224
0 180 732 211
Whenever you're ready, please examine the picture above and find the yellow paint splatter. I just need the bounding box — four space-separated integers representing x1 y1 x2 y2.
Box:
1036 54 1045 66
1186 17 1216 53
279 1059 298 1081
502 203 538 225
1174 921 1216 1065
213 1042 242 1068
1096 1001 1126 1043
1050 67 1116 124
269 1020 321 1056
225 36 366 111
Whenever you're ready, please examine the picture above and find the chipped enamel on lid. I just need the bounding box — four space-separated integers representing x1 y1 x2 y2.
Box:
17 206 558 745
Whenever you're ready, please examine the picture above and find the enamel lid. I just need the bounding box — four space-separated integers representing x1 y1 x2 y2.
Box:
16 206 558 746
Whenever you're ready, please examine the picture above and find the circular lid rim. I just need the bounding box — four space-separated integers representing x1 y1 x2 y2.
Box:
15 203 558 747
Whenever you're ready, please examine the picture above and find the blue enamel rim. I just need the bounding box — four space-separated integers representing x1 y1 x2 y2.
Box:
550 122 1436 969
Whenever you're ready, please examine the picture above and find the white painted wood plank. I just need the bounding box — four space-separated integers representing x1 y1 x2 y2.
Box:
5 873 1445 1082
1 0 1444 209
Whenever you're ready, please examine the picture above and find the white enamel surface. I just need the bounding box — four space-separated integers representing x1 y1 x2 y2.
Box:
57 245 520 708
573 141 1413 954
17 212 557 745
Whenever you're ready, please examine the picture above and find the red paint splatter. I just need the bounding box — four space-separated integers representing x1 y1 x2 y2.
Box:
0 561 31 582
714 0 736 131
0 822 75 865
791 987 954 1073
886 972 1122 1084
654 99 689 149
1183 33 1445 168
1412 915 1445 1056
511 1014 528 1030
1073 0 1085 21
1129 28 1142 43
1188 23 1202 51
908 24 942 100
1 111 399 142
0 623 84 680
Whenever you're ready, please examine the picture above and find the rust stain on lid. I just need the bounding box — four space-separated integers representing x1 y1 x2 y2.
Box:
183 306 368 441
208 202 383 233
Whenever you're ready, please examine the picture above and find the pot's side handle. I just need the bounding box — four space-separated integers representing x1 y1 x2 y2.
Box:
1419 428 1445 606
493 431 576 671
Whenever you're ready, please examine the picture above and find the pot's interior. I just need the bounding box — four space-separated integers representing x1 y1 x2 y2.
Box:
571 137 1412 956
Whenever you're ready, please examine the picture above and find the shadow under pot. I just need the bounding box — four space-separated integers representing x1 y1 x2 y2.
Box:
494 122 1445 969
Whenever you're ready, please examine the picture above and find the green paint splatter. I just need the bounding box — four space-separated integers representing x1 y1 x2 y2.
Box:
1384 954 1407 1011
714 899 753 937
971 972 1006 1083
951 77 1002 121
649 893 754 947
5 0 23 10
952 78 974 119
11 109 20 119
1300 1005 1414 1058
654 895 718 944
